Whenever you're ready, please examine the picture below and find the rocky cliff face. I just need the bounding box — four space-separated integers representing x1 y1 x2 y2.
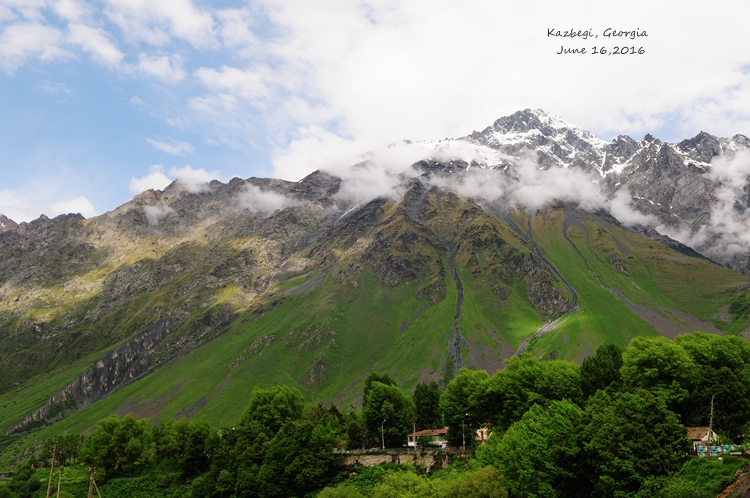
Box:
6 320 174 434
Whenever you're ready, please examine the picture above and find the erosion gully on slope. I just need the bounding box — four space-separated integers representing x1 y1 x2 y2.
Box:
407 184 469 379
488 207 580 356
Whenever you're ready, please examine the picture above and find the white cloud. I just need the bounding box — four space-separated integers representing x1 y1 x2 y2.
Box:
52 0 89 22
142 204 174 225
67 22 124 66
137 52 185 83
169 164 220 193
147 137 194 156
129 165 172 193
131 164 220 195
103 0 215 48
0 189 44 223
50 195 96 218
237 183 296 216
209 0 747 180
669 150 750 256
0 22 68 72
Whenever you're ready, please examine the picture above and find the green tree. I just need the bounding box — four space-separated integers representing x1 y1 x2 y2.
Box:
201 420 272 498
435 465 507 498
240 385 305 434
345 411 366 450
439 368 489 447
676 333 750 435
38 433 82 467
0 486 10 498
480 355 582 431
413 380 442 429
621 336 696 417
78 414 152 475
362 381 416 448
256 420 337 498
477 400 582 498
578 389 690 497
580 342 623 398
363 372 397 404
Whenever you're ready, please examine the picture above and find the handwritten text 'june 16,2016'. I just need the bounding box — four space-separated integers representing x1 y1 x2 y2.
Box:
548 28 647 55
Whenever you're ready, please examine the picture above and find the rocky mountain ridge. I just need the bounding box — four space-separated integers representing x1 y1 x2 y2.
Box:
408 109 750 273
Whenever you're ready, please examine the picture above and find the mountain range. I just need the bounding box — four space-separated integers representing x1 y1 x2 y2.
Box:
2 109 750 463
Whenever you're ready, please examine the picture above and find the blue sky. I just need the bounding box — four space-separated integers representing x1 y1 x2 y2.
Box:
1 0 750 222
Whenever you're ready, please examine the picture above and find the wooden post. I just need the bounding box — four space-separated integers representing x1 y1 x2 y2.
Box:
87 466 95 498
45 443 57 498
56 466 63 498
93 477 103 498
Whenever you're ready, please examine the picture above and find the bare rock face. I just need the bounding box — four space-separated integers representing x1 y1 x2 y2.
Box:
0 215 18 233
515 254 571 317
6 320 174 434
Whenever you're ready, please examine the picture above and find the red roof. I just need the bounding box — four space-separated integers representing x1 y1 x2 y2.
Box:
408 428 448 437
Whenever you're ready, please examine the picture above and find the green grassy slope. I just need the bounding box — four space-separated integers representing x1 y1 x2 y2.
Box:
521 207 750 360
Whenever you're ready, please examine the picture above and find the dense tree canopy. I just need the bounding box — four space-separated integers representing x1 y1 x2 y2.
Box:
578 389 690 497
439 368 489 446
413 380 442 429
240 385 305 433
78 414 152 475
362 381 416 448
478 400 582 498
580 342 623 398
479 355 582 431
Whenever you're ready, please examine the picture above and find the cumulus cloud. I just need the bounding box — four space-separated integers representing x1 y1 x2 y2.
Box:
0 189 96 222
0 22 68 72
50 195 96 218
103 0 215 48
129 164 220 194
67 22 124 66
142 204 174 225
129 165 172 193
0 189 45 223
237 184 296 216
147 137 194 156
609 188 658 227
169 164 219 193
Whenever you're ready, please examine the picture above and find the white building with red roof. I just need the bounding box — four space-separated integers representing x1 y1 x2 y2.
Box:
407 428 449 449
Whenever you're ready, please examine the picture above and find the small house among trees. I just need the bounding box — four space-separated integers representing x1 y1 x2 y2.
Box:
686 427 719 450
407 428 448 449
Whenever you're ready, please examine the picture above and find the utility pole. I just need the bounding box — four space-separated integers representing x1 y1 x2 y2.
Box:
45 443 57 498
55 466 63 498
462 414 466 452
381 419 386 450
709 395 715 446
412 419 416 449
